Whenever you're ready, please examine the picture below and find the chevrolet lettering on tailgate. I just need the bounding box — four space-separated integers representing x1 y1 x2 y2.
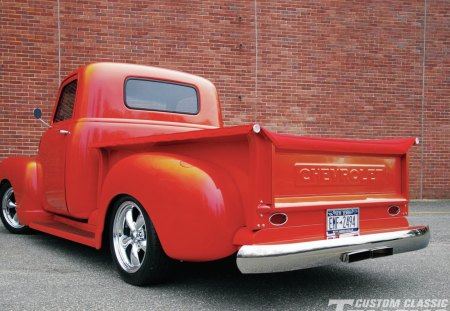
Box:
295 163 386 185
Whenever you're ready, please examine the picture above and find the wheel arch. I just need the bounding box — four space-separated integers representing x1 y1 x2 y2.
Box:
98 152 245 261
0 157 40 225
0 178 11 189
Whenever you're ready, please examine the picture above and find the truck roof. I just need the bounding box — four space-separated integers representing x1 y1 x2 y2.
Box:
64 62 223 127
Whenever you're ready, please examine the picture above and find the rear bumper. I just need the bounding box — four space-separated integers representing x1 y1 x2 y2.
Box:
236 226 430 274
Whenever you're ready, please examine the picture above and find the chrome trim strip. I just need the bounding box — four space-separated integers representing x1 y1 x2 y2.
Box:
294 163 386 168
236 226 430 274
275 197 408 209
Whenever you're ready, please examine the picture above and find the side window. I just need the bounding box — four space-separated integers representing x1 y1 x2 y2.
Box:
54 80 78 123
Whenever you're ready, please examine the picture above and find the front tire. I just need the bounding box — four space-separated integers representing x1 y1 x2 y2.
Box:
0 182 29 234
109 196 170 286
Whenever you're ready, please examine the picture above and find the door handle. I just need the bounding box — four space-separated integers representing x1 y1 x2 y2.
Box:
58 129 70 135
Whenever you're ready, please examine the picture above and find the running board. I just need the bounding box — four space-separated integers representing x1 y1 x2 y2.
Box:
30 215 99 248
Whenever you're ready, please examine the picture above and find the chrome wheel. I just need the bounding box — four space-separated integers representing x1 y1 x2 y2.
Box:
1 186 24 229
112 201 147 273
110 196 171 285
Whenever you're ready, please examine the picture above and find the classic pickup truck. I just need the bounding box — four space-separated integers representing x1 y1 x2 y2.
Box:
0 63 429 285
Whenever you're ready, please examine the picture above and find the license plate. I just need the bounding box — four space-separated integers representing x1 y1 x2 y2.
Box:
326 208 359 239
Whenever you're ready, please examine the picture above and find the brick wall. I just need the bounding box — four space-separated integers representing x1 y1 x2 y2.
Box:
0 1 449 198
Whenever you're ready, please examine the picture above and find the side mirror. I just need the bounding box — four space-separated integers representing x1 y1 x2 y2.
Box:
33 108 42 119
33 108 51 128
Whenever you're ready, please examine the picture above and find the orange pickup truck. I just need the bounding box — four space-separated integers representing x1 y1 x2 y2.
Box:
0 63 429 285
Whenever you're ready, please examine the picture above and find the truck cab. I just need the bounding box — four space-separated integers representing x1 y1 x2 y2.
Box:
39 63 222 219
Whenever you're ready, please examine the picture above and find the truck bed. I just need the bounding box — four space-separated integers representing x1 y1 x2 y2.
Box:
96 124 416 243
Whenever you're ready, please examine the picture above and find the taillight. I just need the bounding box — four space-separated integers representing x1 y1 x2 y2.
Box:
269 213 288 226
388 205 401 216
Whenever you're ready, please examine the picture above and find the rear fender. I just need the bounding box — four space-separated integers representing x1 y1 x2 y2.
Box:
98 153 244 261
0 157 47 225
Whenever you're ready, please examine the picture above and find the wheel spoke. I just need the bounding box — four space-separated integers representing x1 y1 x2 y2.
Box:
12 213 18 224
140 240 147 252
125 209 136 231
112 200 148 273
130 244 140 266
135 214 145 231
7 200 16 209
120 235 132 249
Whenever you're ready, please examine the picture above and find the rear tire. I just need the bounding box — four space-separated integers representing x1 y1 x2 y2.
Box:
109 196 171 286
0 182 29 234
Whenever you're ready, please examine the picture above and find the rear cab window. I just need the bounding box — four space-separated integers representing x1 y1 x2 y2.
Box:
124 79 199 115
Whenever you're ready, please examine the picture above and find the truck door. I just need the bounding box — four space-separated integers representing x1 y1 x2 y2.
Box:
38 78 78 215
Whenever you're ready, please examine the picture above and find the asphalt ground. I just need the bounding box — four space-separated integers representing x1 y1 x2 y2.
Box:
0 201 449 311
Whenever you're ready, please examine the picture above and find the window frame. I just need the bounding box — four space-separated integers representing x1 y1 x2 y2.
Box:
124 78 200 115
53 79 78 123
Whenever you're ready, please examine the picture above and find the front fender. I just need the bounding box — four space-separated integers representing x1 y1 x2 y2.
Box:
0 157 44 225
98 153 244 261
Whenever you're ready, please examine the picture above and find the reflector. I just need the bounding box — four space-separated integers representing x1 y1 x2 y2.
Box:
388 205 401 216
269 213 288 226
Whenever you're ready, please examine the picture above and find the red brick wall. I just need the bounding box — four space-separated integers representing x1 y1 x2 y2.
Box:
1 1 449 198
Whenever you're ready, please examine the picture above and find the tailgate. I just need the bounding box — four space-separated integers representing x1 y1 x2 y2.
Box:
273 152 403 206
244 129 417 244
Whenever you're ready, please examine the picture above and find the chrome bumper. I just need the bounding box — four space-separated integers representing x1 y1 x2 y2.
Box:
236 226 430 274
